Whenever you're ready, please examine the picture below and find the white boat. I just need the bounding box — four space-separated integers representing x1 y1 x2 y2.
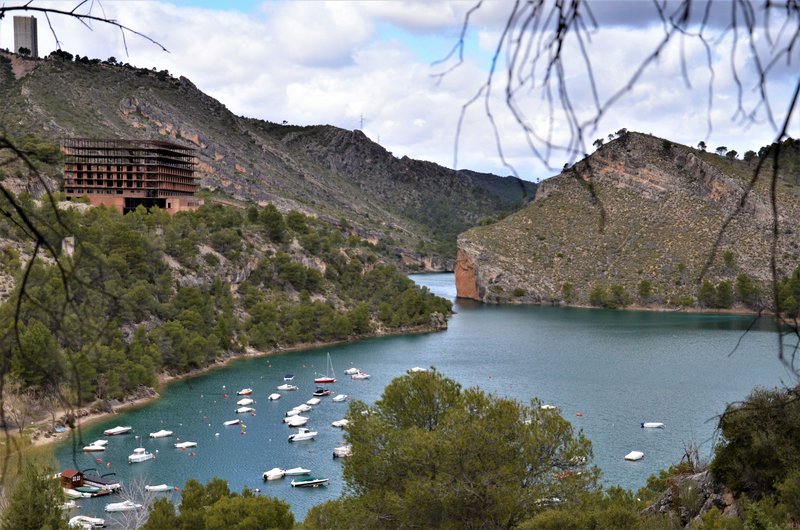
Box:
277 384 298 391
314 353 336 384
63 488 93 499
103 426 132 436
174 441 197 449
262 467 285 481
237 388 253 395
333 445 352 458
288 427 317 442
68 515 106 528
283 373 295 381
286 416 309 427
343 367 359 375
83 443 106 452
407 366 428 373
624 451 645 461
306 397 321 406
331 419 349 428
268 393 281 401
291 476 328 487
89 440 108 447
128 447 154 464
144 484 171 492
284 467 311 476
61 500 79 510
223 419 241 426
236 397 254 406
351 371 371 380
236 406 255 414
641 422 665 428
293 403 312 412
149 429 173 438
332 394 348 402
104 500 143 512
283 414 308 424
540 404 558 411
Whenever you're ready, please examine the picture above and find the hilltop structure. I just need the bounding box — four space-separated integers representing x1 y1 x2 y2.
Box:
13 16 38 57
62 138 202 214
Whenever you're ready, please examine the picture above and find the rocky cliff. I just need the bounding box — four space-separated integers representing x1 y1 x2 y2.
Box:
456 132 800 307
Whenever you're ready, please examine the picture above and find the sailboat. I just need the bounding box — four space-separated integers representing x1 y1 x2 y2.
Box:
314 353 336 384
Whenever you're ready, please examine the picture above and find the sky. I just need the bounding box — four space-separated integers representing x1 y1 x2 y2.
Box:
1 0 798 182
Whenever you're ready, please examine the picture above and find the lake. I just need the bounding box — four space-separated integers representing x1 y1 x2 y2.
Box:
56 273 792 523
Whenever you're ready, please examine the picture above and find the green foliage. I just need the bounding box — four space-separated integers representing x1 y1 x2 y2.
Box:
638 280 653 304
0 463 68 530
777 266 800 317
610 285 631 308
562 282 575 304
699 280 717 308
716 281 734 308
513 287 526 297
313 371 598 528
736 274 762 309
589 285 608 307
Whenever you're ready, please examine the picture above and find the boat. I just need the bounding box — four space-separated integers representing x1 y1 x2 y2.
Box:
333 445 352 458
407 366 428 373
284 467 311 476
237 388 253 395
144 484 171 492
283 373 295 381
268 393 281 400
236 397 254 406
81 469 122 492
541 404 558 411
104 500 143 512
149 429 173 438
331 419 349 428
174 441 197 449
128 447 154 464
332 394 348 402
88 440 108 447
68 515 106 528
293 403 312 412
63 488 93 499
223 419 241 426
103 426 132 436
312 388 331 397
288 427 317 442
351 371 371 380
262 467 285 481
236 406 255 414
641 422 665 428
284 408 301 418
624 451 645 461
343 367 359 375
283 414 308 424
61 500 79 510
277 384 298 391
82 443 106 452
290 476 329 488
306 397 321 406
314 353 336 383
286 416 309 427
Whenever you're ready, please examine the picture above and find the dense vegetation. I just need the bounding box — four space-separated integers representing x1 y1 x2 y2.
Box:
0 197 451 411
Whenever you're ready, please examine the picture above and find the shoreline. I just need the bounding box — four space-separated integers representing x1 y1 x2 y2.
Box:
28 322 444 450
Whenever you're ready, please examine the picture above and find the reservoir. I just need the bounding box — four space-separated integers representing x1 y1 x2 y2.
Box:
56 273 791 522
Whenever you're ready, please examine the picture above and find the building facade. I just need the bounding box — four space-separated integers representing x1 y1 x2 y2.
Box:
13 16 38 58
62 138 203 215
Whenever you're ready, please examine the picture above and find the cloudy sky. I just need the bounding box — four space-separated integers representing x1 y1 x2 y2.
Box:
1 1 798 181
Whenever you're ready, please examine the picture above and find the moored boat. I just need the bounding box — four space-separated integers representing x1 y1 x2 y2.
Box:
306 397 321 406
103 426 132 436
407 366 428 373
333 445 352 458
351 371 370 380
286 416 309 427
104 500 143 512
624 451 645 461
290 476 328 488
331 419 349 428
174 441 197 449
283 373 295 381
262 467 285 481
332 394 348 402
343 367 359 375
128 447 154 464
237 388 253 395
236 406 255 414
277 383 298 391
641 422 665 428
288 427 317 442
83 443 106 452
284 466 311 476
236 397 254 406
68 515 106 528
81 469 121 492
223 419 241 426
145 484 171 492
312 388 331 397
314 353 336 383
268 393 281 400
149 429 173 438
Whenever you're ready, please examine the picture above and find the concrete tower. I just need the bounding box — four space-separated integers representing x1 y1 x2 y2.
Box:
13 16 38 58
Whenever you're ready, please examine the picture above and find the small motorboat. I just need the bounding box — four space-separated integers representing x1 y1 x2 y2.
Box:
149 429 173 438
351 371 370 380
237 388 253 396
283 374 295 381
174 441 197 449
128 448 154 464
61 500 79 510
144 484 171 492
641 422 665 429
312 388 331 397
332 394 348 402
277 384 298 391
293 403 312 412
288 427 317 442
81 469 122 492
103 426 132 436
624 451 645 461
331 419 349 428
236 397 254 406
262 467 285 481
283 414 308 424
83 443 106 452
236 406 255 414
290 476 328 488
68 515 105 528
343 367 359 375
284 467 311 476
88 440 108 447
540 404 558 411
223 419 241 426
333 445 352 458
407 366 428 373
104 500 143 512
268 393 282 400
306 397 321 406
286 416 309 427
63 488 93 499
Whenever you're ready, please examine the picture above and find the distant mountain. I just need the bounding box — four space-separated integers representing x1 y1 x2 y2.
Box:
0 51 536 268
456 132 800 308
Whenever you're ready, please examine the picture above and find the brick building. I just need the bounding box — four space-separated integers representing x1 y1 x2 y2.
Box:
62 138 203 214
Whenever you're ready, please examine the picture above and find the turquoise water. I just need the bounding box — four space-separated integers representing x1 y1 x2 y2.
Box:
56 273 792 523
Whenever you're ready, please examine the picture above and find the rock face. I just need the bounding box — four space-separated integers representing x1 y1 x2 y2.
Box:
642 470 738 527
456 132 800 306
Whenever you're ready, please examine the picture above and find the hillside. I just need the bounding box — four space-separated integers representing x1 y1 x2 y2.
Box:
456 132 800 308
0 51 535 267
